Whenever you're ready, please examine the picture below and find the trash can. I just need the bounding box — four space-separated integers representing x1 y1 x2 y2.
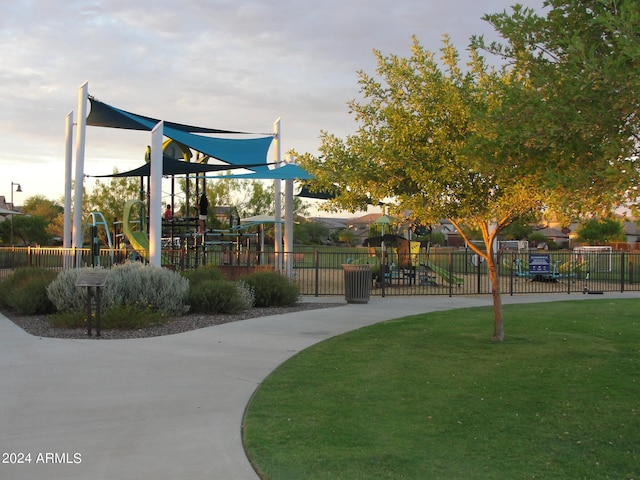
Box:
342 264 372 304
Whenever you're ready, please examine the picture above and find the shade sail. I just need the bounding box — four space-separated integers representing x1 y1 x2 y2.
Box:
362 235 409 248
297 184 337 200
240 215 284 224
0 208 24 215
86 97 274 166
208 163 314 180
90 156 269 178
87 97 249 134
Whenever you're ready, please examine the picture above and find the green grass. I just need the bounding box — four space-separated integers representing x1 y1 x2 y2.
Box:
243 299 640 479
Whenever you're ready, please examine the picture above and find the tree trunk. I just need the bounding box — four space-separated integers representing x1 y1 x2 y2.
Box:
487 255 504 341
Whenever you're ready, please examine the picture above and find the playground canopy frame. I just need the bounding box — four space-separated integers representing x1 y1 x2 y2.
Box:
66 83 312 270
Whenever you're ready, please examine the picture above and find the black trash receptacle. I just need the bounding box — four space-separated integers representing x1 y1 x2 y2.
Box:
342 264 372 304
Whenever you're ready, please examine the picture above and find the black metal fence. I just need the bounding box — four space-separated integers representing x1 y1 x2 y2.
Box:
288 248 640 296
2 246 639 297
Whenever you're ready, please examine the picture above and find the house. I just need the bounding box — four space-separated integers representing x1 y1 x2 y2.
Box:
623 221 639 245
533 227 570 249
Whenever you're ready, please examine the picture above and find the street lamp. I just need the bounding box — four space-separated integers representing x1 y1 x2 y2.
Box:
10 182 22 246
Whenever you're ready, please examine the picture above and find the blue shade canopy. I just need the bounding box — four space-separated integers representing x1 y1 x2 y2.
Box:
87 96 251 134
86 97 274 166
207 163 314 180
89 156 268 178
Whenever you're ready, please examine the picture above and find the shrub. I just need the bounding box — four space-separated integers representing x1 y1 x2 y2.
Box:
104 262 189 316
46 267 94 312
183 265 254 314
244 271 300 307
181 265 226 286
236 280 256 310
0 267 58 315
188 280 240 314
46 262 189 316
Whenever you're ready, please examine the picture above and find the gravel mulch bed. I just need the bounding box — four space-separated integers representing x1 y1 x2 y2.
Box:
1 302 345 340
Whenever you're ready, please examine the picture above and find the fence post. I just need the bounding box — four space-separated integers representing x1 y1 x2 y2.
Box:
477 254 482 294
448 251 453 297
508 252 514 296
314 249 319 297
381 249 386 298
567 251 572 294
620 252 626 293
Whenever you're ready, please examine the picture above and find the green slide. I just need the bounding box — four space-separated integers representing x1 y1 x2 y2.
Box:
426 259 464 286
123 199 150 260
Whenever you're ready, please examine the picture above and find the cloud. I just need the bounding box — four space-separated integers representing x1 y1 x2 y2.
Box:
0 0 543 201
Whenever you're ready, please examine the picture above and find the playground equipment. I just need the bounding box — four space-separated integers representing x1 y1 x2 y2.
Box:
123 199 151 260
423 259 464 286
121 198 261 269
81 212 113 266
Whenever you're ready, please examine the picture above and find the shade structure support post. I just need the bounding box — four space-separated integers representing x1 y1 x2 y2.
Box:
72 82 88 250
63 111 73 249
149 121 164 267
273 118 282 272
63 111 74 268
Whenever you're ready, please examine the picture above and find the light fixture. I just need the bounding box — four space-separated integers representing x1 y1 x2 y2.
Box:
10 182 23 246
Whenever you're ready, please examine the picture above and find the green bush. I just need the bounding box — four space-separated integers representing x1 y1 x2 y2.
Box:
188 279 249 314
183 265 255 314
181 265 226 286
45 267 94 312
244 271 300 307
46 262 189 316
0 267 58 315
104 262 189 316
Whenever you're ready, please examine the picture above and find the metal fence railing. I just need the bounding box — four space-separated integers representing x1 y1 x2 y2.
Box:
1 246 639 297
287 248 640 297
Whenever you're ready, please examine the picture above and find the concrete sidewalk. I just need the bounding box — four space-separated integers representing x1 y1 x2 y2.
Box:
1 292 638 479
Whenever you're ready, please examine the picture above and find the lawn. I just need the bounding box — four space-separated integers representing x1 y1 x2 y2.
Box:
243 299 640 479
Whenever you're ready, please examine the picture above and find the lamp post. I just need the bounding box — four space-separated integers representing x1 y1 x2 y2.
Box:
10 182 22 246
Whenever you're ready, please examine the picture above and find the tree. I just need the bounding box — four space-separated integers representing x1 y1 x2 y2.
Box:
0 195 63 246
22 195 63 221
501 218 535 241
22 195 64 243
294 220 331 245
334 228 358 246
0 214 51 246
476 0 640 219
299 37 545 341
576 218 625 244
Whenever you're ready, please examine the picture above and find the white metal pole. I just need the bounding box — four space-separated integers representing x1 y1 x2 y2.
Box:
284 176 294 278
149 121 163 267
72 82 88 250
63 111 73 250
273 118 282 272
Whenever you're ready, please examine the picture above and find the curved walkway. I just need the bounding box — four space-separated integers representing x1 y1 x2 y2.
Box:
1 292 638 479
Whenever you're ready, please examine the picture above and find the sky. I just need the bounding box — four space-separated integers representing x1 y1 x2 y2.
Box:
0 0 543 215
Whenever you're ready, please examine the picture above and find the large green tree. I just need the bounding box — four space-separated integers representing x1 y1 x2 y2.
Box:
476 0 640 219
23 195 64 243
576 218 625 244
300 37 544 341
0 195 63 246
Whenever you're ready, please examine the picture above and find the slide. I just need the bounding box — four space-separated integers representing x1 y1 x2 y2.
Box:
425 259 464 286
123 199 150 260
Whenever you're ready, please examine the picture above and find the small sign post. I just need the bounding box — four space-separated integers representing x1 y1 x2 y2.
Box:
75 271 110 337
